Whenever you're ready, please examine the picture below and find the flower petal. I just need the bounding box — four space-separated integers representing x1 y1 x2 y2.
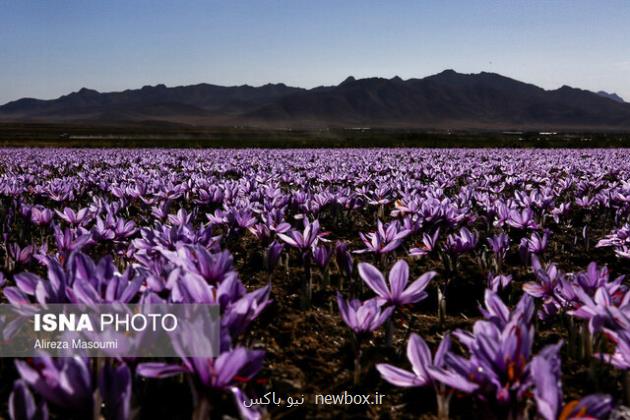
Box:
358 263 389 299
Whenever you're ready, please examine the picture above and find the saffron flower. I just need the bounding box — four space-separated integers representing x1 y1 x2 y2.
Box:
335 241 354 277
30 205 54 226
355 220 411 255
336 293 394 334
507 208 539 230
55 207 89 226
137 347 265 389
358 260 436 306
277 219 323 252
376 333 450 387
9 380 48 420
409 228 440 257
530 342 613 420
444 227 478 255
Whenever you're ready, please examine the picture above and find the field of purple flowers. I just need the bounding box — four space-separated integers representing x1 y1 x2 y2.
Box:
1 148 630 419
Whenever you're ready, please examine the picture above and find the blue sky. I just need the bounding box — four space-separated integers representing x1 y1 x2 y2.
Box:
1 0 629 104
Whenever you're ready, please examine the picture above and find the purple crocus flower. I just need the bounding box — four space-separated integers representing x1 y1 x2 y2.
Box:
526 259 627 324
14 356 93 415
487 273 512 293
614 246 630 259
52 225 92 259
4 252 143 305
150 201 171 221
336 293 394 334
335 241 353 277
30 206 53 226
355 220 411 255
530 342 613 420
358 260 436 306
69 263 143 304
248 223 272 241
444 227 478 255
429 292 534 408
61 253 142 304
4 259 70 304
55 207 89 226
172 269 239 307
576 195 597 208
7 243 34 266
233 208 257 230
569 284 628 335
9 380 48 420
493 202 511 227
522 257 565 318
277 219 323 251
600 330 630 369
90 214 137 242
507 208 539 230
427 289 607 417
479 289 534 329
573 261 625 297
556 395 614 420
167 208 193 226
550 202 571 223
376 333 450 387
365 185 392 206
137 347 265 389
222 285 272 338
98 363 132 420
312 244 332 269
409 228 440 257
137 347 265 418
264 241 284 271
597 224 630 259
262 210 292 235
428 317 534 404
524 230 550 255
162 245 237 284
487 232 510 260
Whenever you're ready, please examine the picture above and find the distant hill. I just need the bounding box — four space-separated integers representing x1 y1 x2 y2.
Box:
2 70 630 130
597 91 625 103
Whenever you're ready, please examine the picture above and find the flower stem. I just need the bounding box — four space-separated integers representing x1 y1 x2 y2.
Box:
92 358 104 420
437 284 447 329
353 344 362 386
192 394 212 420
322 268 330 288
385 316 394 347
284 253 290 278
435 389 451 420
302 255 312 308
567 316 576 359
582 322 593 360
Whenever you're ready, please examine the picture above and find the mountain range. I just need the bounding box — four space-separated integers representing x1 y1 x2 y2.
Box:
1 70 629 130
597 91 625 103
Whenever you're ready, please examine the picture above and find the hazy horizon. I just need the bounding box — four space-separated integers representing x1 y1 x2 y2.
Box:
2 0 629 104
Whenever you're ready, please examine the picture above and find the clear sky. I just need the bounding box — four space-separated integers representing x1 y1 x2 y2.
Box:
1 0 629 104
